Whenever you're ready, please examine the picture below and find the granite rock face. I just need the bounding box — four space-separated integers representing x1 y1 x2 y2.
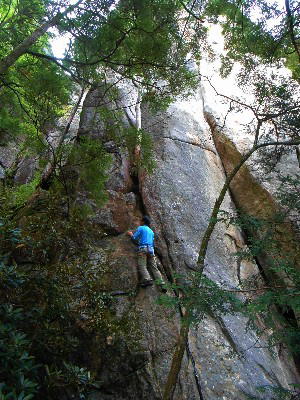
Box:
73 82 300 399
139 94 299 399
1 74 299 399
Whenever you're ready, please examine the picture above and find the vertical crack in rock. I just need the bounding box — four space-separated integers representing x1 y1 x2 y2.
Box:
236 258 242 286
136 169 176 285
296 147 300 169
256 362 282 387
216 317 241 358
154 210 177 282
237 230 269 283
186 340 205 400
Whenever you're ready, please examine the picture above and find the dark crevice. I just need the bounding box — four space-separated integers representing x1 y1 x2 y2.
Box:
104 290 136 297
236 258 242 286
0 159 6 170
256 362 282 387
94 360 150 392
276 305 300 374
155 245 174 284
155 250 169 279
39 177 53 190
217 317 242 359
97 225 125 236
131 169 173 283
157 211 180 283
155 211 177 282
131 173 147 216
295 147 300 169
186 341 205 400
232 215 269 283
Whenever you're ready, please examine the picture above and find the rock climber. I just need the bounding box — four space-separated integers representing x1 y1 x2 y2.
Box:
127 216 167 291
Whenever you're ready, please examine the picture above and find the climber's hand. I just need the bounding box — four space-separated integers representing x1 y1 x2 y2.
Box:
127 231 133 237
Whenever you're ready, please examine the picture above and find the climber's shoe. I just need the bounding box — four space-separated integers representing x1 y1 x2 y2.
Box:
140 279 153 288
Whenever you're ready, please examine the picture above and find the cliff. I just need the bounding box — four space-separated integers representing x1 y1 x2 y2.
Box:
71 82 299 399
1 62 300 400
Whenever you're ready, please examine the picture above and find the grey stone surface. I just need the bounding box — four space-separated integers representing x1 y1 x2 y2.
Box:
140 94 300 399
79 80 300 399
0 142 19 178
14 156 37 184
1 74 299 399
78 82 299 399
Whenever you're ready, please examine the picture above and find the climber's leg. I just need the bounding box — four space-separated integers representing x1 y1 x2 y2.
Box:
137 251 153 286
148 255 167 292
148 255 164 282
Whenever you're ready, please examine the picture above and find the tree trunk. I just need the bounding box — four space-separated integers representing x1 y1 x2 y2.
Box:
163 317 189 400
0 0 84 75
38 88 85 190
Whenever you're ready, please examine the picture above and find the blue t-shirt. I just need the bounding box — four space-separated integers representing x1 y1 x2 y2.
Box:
133 225 154 246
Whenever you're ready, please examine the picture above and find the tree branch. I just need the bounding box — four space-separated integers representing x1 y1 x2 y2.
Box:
285 0 300 65
25 51 90 84
0 0 85 75
25 50 173 70
178 0 205 22
0 0 15 29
